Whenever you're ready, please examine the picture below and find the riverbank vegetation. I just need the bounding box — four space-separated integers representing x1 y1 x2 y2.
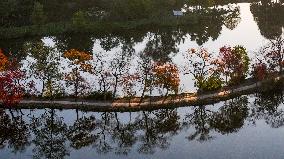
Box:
0 0 283 109
0 0 243 39
0 35 283 108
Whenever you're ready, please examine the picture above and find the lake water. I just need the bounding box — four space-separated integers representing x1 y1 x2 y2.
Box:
0 0 284 158
2 2 281 97
1 93 284 159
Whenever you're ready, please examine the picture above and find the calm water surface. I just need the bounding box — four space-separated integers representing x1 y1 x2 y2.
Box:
2 94 284 159
1 0 284 158
14 2 280 95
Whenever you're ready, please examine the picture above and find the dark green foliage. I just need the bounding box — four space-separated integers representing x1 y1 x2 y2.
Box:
31 2 46 25
229 46 250 86
72 11 88 28
84 91 113 100
196 75 223 93
259 77 284 93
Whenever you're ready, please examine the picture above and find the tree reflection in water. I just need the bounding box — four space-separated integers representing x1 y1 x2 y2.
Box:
183 105 214 142
251 90 284 128
67 114 98 149
251 1 284 40
1 0 284 158
211 96 249 134
2 92 284 157
111 112 137 155
0 109 31 153
31 109 69 159
135 109 180 154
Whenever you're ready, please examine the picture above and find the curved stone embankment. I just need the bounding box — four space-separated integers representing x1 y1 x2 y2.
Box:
0 80 266 112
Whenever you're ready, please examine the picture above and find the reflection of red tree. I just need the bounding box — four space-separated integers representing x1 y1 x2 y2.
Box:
0 50 25 106
152 62 180 94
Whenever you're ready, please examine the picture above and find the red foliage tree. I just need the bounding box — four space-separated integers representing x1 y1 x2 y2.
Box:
215 46 250 86
262 37 284 73
251 62 268 81
184 48 223 92
0 50 25 106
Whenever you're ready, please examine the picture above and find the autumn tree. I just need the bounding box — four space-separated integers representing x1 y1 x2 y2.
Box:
184 48 222 92
0 49 25 106
64 49 93 99
152 62 180 95
137 53 155 99
110 52 130 98
215 46 250 86
92 53 113 100
251 61 268 81
262 36 284 73
251 36 284 82
0 50 9 71
121 73 140 102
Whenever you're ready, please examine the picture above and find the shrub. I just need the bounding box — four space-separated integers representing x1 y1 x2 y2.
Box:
84 91 113 100
196 74 223 93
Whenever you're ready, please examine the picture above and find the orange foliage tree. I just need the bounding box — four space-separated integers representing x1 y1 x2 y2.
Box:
0 49 9 71
152 62 180 94
121 73 140 99
64 49 93 73
64 49 93 99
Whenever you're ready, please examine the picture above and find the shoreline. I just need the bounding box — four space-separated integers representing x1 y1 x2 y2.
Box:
1 79 266 112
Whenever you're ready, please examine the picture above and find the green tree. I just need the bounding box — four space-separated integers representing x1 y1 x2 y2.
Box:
31 2 46 25
25 41 62 97
72 11 88 28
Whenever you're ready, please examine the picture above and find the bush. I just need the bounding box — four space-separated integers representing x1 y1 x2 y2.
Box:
217 45 250 86
196 75 223 93
260 77 284 93
251 62 268 81
84 91 113 100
